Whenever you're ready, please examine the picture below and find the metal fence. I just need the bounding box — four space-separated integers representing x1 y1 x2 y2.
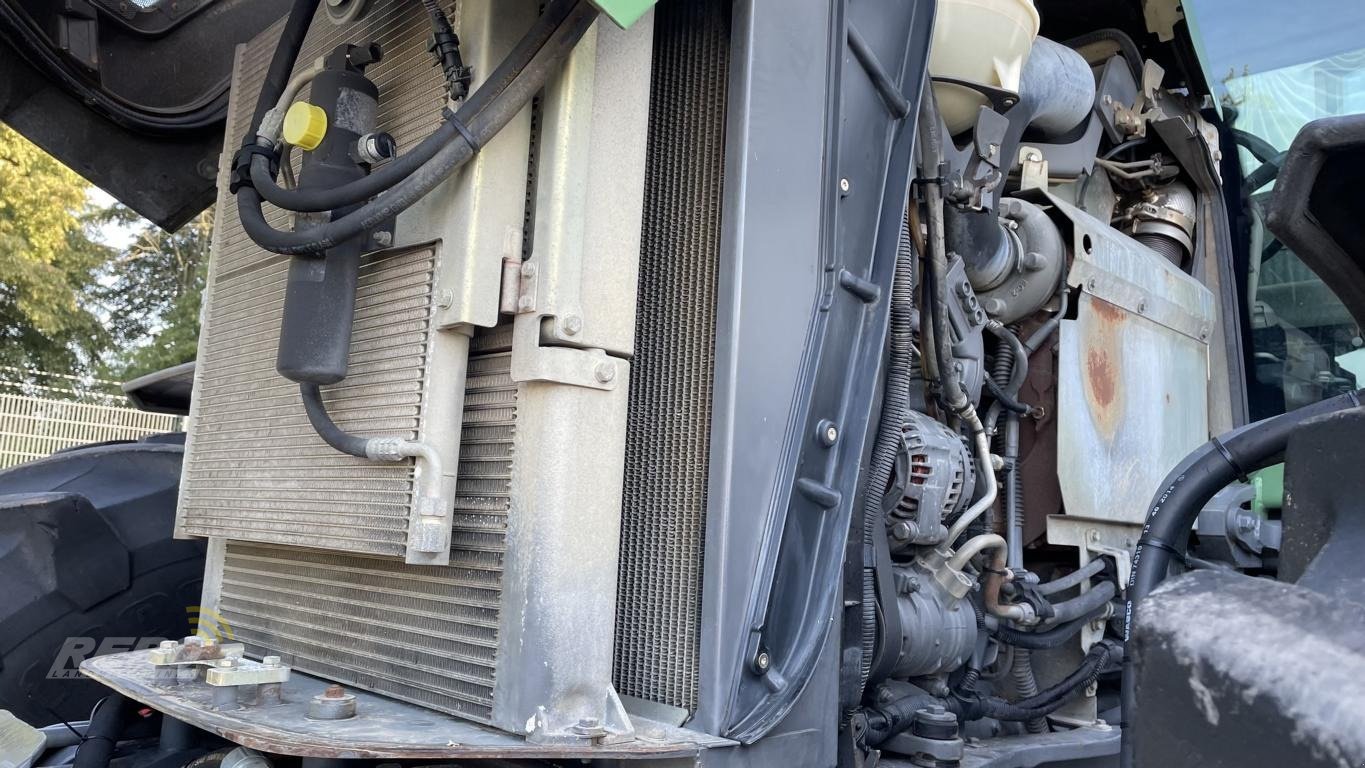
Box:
0 379 182 469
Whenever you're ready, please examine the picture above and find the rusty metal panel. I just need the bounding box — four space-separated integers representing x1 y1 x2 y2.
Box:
1051 196 1214 528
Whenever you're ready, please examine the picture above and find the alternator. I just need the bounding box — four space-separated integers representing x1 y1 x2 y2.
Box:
886 411 976 548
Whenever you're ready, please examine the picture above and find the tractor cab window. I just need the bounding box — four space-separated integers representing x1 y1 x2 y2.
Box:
1188 0 1365 419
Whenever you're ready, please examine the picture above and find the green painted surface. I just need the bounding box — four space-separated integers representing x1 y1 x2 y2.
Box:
589 0 655 28
1251 464 1284 517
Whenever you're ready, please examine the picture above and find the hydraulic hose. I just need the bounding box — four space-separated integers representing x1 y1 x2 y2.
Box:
300 383 369 458
866 642 1119 743
1036 557 1106 596
1118 389 1362 767
237 1 599 255
1046 579 1115 624
966 642 1118 722
994 613 1093 650
249 0 578 212
73 695 129 768
246 0 321 147
918 89 997 547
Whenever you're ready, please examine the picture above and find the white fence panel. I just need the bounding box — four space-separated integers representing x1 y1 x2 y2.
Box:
0 394 181 468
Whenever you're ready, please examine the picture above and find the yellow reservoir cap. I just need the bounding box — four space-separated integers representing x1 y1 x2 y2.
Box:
282 102 327 150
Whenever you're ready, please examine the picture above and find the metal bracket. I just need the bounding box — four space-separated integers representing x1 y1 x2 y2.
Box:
1018 146 1049 192
510 314 622 391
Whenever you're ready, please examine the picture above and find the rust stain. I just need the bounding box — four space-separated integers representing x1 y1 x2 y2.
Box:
1081 296 1125 440
1086 348 1117 409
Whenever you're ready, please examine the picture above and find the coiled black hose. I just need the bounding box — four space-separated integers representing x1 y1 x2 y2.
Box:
1118 390 1362 767
237 1 598 255
966 642 1118 722
249 0 578 213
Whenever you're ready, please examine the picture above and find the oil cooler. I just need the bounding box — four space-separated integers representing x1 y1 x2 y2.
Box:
178 0 655 741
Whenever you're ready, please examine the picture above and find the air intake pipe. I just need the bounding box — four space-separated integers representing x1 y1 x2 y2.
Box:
1017 37 1095 138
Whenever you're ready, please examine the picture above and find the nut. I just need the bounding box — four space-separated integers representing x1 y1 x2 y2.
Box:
594 362 616 384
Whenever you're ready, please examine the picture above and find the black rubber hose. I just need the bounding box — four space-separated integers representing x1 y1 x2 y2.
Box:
246 0 321 148
73 695 129 768
994 614 1093 650
1118 389 1363 767
1045 579 1116 624
970 643 1116 721
300 383 369 458
237 1 598 255
1036 557 1106 596
249 0 578 212
1063 28 1143 82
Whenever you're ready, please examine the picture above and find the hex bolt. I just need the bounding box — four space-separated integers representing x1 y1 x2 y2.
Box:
520 262 537 277
755 651 771 672
594 362 616 383
372 230 392 247
159 640 178 652
562 315 583 336
308 684 357 720
817 420 839 446
436 289 454 309
517 295 534 312
262 655 281 669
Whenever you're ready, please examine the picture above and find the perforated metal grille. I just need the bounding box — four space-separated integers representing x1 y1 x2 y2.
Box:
218 329 516 722
178 1 455 557
613 0 729 713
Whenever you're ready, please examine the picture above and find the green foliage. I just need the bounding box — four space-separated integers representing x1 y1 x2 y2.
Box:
99 211 212 381
0 125 112 375
0 125 212 385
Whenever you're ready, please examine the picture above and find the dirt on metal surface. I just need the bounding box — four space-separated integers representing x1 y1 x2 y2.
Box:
82 651 732 760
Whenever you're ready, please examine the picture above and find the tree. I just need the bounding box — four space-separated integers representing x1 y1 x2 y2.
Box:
99 210 212 381
0 125 112 376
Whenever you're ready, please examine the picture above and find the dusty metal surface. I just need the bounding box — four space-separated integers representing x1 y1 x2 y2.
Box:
1047 195 1213 530
82 651 733 760
177 0 472 565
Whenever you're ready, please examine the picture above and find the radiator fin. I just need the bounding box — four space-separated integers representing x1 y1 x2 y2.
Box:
178 0 454 557
613 0 729 713
218 333 515 723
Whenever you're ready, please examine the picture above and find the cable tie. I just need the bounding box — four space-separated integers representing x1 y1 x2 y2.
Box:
1210 436 1250 483
442 108 481 153
1139 535 1182 558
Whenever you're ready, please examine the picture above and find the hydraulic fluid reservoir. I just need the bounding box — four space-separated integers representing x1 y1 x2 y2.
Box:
928 0 1039 134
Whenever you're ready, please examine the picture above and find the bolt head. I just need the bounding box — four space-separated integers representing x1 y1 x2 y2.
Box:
562 315 582 336
324 684 346 699
755 651 771 671
521 262 536 277
839 178 851 194
436 289 454 309
262 655 281 668
159 640 178 651
373 230 392 247
517 295 534 312
825 425 838 443
594 362 616 383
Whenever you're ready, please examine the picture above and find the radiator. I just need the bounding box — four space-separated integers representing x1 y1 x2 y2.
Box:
186 0 656 742
614 0 730 716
